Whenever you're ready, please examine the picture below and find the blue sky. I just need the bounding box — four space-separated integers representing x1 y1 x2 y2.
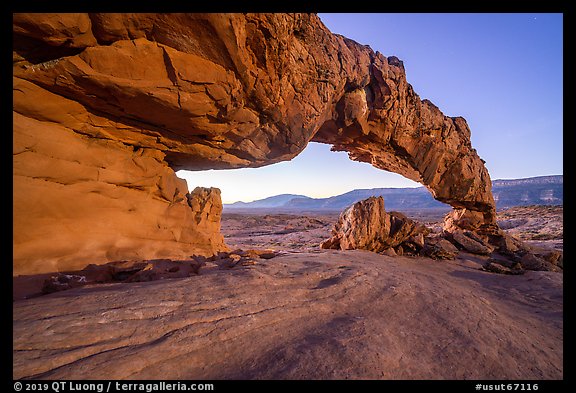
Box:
179 13 563 204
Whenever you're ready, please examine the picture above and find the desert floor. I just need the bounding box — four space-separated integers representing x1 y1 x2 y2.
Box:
13 205 563 379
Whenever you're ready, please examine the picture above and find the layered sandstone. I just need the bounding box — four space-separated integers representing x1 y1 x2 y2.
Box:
320 196 429 255
13 13 496 274
13 251 563 379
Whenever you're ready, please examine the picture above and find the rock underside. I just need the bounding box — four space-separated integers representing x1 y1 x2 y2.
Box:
14 13 499 275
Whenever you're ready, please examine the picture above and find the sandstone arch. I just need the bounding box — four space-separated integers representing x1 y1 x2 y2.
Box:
13 13 497 275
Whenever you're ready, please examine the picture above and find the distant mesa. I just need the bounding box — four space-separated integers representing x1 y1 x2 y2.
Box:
226 187 443 211
224 175 563 211
226 194 312 209
491 175 562 207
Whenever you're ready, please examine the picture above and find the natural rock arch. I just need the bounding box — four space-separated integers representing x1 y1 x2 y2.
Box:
13 13 497 275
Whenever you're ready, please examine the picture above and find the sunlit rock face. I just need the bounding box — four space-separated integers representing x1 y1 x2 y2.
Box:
13 13 496 274
320 196 430 254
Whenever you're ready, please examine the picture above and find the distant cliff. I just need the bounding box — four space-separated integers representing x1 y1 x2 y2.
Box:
226 194 310 209
492 175 562 207
224 175 563 211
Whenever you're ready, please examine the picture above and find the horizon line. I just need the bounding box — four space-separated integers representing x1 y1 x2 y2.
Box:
221 173 563 205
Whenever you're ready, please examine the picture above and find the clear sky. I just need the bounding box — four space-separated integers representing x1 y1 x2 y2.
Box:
179 13 563 204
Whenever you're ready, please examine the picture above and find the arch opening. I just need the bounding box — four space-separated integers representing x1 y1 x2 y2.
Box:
12 12 502 275
177 141 452 252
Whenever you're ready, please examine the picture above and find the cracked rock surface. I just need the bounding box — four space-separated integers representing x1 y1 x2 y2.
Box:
13 250 562 379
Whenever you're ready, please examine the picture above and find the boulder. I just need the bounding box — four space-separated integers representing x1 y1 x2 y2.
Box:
320 197 429 255
210 249 279 269
495 233 523 255
449 230 493 255
42 274 87 294
123 259 204 282
540 250 563 265
520 253 559 272
382 248 398 257
483 262 523 275
422 237 460 260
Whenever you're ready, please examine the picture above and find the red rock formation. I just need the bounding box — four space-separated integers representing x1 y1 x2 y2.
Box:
421 237 460 260
13 13 497 274
320 196 429 254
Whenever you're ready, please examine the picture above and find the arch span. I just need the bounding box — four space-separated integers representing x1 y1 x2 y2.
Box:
13 13 496 274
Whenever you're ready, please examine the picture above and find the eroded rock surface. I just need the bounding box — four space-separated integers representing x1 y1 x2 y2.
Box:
320 196 429 255
13 13 497 274
13 250 281 301
13 251 563 379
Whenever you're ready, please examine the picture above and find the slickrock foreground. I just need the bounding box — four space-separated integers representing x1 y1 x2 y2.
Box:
14 13 497 274
13 251 562 380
